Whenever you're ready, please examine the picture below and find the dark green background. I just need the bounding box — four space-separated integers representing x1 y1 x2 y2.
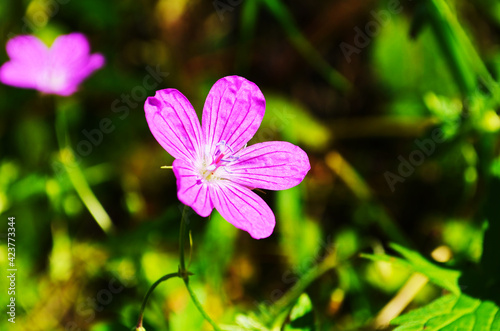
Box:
1 0 499 330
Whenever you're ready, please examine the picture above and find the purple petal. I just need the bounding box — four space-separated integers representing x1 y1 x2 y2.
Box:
210 182 275 239
82 53 106 75
49 33 91 68
145 89 203 162
48 33 105 95
173 159 213 217
201 76 265 156
50 53 105 96
50 33 105 75
0 62 39 90
225 141 310 190
0 35 48 89
5 35 48 61
0 33 104 96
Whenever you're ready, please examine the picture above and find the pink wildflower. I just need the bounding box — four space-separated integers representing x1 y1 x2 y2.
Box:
145 76 310 239
0 33 104 96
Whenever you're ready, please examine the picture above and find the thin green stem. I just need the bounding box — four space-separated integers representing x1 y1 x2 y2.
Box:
135 272 179 329
179 205 222 331
179 205 188 272
54 99 114 234
184 280 221 330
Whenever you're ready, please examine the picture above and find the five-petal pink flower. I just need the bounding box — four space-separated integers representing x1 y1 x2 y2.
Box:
0 33 104 96
145 76 310 239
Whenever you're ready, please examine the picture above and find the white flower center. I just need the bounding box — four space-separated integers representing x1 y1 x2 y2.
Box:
39 68 67 93
197 141 239 182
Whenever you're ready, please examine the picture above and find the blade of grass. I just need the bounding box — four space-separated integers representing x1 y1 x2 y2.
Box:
425 1 477 96
260 0 351 92
54 98 114 234
261 244 337 328
427 0 500 104
326 151 412 247
236 0 261 73
373 273 429 328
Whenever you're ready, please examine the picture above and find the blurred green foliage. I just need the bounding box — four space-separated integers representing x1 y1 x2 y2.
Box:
0 0 500 330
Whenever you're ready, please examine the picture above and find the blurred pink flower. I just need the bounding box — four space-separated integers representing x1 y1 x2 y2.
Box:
145 76 310 239
0 33 104 96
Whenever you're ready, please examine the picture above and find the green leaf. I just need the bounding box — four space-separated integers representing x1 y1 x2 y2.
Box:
372 14 459 97
284 294 315 331
392 294 500 331
361 243 461 294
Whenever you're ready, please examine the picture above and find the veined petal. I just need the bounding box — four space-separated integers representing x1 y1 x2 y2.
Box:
202 75 265 155
0 36 48 89
173 159 213 217
226 141 310 190
210 182 275 239
145 89 203 162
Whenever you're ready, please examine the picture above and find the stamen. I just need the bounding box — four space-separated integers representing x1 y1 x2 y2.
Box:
200 141 241 181
223 167 236 174
216 140 234 154
221 155 239 162
215 140 226 147
213 153 225 164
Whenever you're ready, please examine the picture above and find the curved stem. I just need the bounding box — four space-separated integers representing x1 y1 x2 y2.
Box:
54 98 114 234
136 272 179 329
264 247 337 326
183 280 222 330
179 205 222 331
